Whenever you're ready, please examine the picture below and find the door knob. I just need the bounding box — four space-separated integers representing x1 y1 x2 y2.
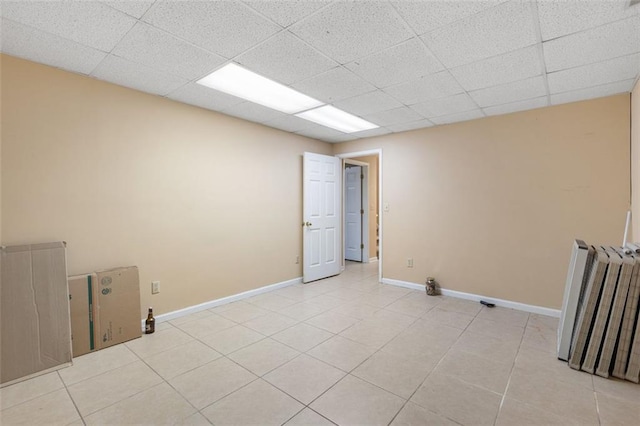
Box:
302 221 312 227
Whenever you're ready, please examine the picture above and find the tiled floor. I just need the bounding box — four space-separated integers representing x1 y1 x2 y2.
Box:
2 261 639 425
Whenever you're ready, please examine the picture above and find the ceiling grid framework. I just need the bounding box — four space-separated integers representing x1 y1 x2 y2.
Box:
0 0 639 143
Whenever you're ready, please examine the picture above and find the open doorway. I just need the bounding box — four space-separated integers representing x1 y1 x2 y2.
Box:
344 160 368 263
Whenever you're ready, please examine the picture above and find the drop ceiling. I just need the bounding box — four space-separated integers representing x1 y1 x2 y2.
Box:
1 0 639 143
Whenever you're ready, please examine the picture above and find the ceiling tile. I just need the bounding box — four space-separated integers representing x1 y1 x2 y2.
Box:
383 71 464 105
543 15 640 72
142 0 280 58
235 31 337 85
450 45 542 91
410 93 478 118
101 1 155 19
332 90 403 117
537 0 640 41
345 38 443 88
0 18 107 75
483 96 548 117
243 0 331 28
429 109 485 125
0 1 137 52
386 119 434 133
548 53 640 95
550 79 636 106
295 124 348 142
166 83 244 113
350 127 392 139
112 23 226 80
91 54 188 96
391 0 505 35
420 0 537 68
263 114 320 133
469 75 547 107
289 1 413 64
364 106 423 127
292 67 376 103
221 101 285 124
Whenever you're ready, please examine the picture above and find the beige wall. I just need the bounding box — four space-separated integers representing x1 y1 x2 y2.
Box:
632 80 640 242
352 155 379 260
0 55 332 317
335 95 631 309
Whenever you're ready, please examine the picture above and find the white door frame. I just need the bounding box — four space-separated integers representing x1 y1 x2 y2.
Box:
337 149 383 282
344 159 369 263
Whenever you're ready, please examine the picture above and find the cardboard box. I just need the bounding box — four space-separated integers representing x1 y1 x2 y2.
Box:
1 242 72 385
94 266 141 349
68 274 98 357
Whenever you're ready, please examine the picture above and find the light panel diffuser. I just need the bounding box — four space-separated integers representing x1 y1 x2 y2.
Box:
296 105 379 133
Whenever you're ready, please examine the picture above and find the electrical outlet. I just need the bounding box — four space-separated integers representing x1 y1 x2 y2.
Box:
384 202 390 212
151 281 160 294
407 258 413 268
295 255 300 264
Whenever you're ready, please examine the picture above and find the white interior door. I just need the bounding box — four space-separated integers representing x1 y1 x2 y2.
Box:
345 165 363 262
303 152 341 283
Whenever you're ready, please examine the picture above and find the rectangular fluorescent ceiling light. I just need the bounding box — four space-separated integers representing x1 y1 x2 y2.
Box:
197 63 322 114
296 105 379 133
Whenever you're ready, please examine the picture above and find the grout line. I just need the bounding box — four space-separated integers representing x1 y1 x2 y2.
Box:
56 370 86 425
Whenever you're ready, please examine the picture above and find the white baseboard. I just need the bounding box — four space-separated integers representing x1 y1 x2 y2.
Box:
369 257 379 263
141 276 302 329
381 278 561 318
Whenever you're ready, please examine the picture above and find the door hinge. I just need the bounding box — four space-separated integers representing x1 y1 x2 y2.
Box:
361 244 364 249
361 209 364 215
361 174 364 179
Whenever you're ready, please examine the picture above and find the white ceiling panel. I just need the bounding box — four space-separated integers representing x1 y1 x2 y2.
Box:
420 0 538 68
289 1 413 64
0 1 137 52
101 1 155 19
0 18 107 75
295 124 349 142
469 75 547 107
292 67 376 103
410 93 478 118
345 38 443 88
112 23 227 81
429 109 485 125
548 53 640 95
450 46 542 91
391 0 505 35
263 114 320 133
333 90 404 117
350 127 392 139
235 31 337 85
383 71 464 105
142 0 280 58
482 96 548 117
364 106 423 127
543 15 640 72
243 0 331 28
221 101 285 124
386 119 435 133
166 83 244 113
91 54 188 96
537 0 640 41
550 79 636 106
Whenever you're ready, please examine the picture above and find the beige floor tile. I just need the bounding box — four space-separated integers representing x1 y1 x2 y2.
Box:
59 344 138 386
284 408 335 425
330 301 380 320
227 338 300 376
450 330 520 365
437 298 483 315
434 349 512 394
143 340 221 379
596 391 640 426
401 292 447 308
169 356 256 409
352 351 433 398
390 401 458 426
198 324 265 355
476 306 529 327
201 379 304 425
0 372 63 410
466 317 526 341
307 335 377 372
521 323 557 353
174 412 212 425
381 329 452 366
272 323 333 352
593 375 640 403
506 366 599 424
311 375 405 426
370 309 417 328
347 280 382 293
304 311 361 334
382 298 429 318
243 312 298 336
339 319 405 348
125 327 194 359
304 295 347 310
527 313 558 330
246 293 298 311
174 314 236 339
278 301 328 321
264 354 345 404
84 382 195 425
272 286 316 301
357 292 403 308
496 397 585 426
0 388 80 425
168 310 215 326
154 321 175 332
208 300 253 315
411 372 501 425
67 360 163 416
515 346 593 389
422 307 476 329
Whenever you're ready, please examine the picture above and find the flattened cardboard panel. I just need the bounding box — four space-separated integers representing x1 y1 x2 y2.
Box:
68 274 98 357
95 266 141 348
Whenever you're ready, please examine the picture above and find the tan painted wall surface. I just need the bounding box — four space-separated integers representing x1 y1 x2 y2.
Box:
334 95 631 309
1 55 331 317
352 155 379 260
632 80 640 242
